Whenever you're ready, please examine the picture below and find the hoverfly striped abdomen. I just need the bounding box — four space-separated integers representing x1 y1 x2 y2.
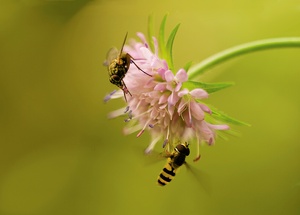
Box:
157 142 190 186
157 158 176 186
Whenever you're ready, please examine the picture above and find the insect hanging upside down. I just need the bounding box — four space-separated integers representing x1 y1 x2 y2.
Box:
104 32 152 102
157 142 190 186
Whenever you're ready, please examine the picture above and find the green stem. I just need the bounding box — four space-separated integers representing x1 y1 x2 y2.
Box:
188 37 300 79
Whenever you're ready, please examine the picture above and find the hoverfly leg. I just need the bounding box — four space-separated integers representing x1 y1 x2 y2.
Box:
123 90 128 102
131 60 152 77
121 80 132 102
127 53 152 77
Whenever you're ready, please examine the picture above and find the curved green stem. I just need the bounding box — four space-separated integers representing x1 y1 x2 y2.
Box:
188 37 300 79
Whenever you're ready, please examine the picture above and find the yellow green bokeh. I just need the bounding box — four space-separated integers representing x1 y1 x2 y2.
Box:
0 0 300 215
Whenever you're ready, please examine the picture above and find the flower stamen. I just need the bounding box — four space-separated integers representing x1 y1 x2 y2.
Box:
124 106 130 113
144 135 162 154
103 90 117 103
136 118 153 137
136 129 145 137
162 126 170 148
193 135 201 162
162 139 168 148
124 110 133 122
130 108 152 121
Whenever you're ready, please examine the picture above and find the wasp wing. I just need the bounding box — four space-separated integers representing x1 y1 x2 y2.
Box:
103 47 119 67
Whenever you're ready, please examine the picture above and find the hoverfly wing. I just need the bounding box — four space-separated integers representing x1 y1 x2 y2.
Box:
103 47 119 67
184 162 212 195
143 150 170 166
132 145 171 166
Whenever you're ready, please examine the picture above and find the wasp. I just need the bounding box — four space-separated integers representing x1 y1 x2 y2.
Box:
157 142 190 186
104 32 151 101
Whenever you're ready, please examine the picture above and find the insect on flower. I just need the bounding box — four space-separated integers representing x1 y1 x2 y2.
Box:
104 32 152 101
158 142 191 186
105 15 249 166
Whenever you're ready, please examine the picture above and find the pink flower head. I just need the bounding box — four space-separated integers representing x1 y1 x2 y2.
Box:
106 32 230 161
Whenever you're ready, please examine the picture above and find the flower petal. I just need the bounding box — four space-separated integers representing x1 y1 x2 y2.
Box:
190 89 209 99
190 102 205 120
137 32 148 47
175 69 188 82
162 60 169 70
182 111 192 127
199 103 212 114
159 93 169 104
177 98 188 114
168 91 180 106
178 89 189 97
208 123 230 130
157 68 166 79
168 104 175 119
140 47 152 59
154 83 166 92
175 82 182 92
165 70 174 82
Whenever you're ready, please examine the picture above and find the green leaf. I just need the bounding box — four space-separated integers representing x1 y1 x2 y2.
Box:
147 14 155 52
182 81 234 93
183 61 193 72
166 23 180 71
215 128 241 140
158 14 168 59
208 105 251 126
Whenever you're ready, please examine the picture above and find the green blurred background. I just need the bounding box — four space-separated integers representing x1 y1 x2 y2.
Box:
1 0 300 214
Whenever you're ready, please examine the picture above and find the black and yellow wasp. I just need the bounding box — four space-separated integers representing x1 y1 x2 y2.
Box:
104 32 151 101
157 142 190 186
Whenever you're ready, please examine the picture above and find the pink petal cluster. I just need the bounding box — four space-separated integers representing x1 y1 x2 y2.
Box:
107 33 229 160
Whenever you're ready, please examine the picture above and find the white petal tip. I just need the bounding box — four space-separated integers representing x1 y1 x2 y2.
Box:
144 148 152 154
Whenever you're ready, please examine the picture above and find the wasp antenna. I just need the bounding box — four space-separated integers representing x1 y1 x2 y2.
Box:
119 32 128 57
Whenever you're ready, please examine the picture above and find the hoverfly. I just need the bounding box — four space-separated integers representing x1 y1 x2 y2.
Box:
157 142 190 186
104 32 152 101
